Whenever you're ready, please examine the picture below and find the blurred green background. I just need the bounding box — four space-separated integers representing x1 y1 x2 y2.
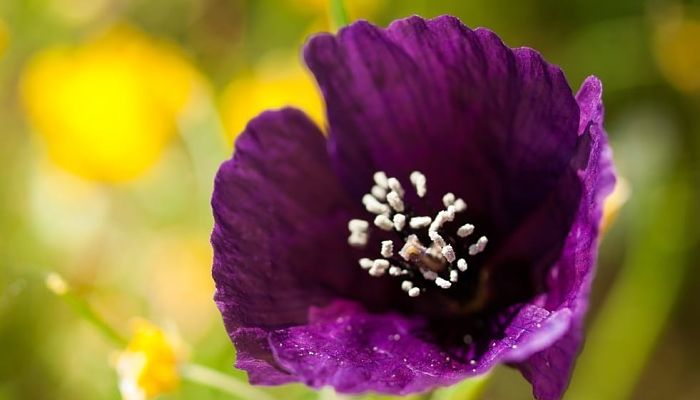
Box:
1 0 699 399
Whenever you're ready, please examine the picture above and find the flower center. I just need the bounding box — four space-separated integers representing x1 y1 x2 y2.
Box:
348 171 488 298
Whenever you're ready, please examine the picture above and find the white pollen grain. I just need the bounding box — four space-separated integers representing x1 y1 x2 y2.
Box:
393 213 406 231
348 232 368 247
386 191 405 212
358 258 374 270
441 245 456 263
371 185 387 201
457 258 468 272
348 219 369 232
450 270 459 282
453 198 467 212
435 277 452 289
380 240 394 258
408 287 421 297
374 215 394 231
409 216 432 229
387 177 405 197
442 192 456 207
401 280 414 291
373 171 389 188
457 224 474 238
468 236 488 255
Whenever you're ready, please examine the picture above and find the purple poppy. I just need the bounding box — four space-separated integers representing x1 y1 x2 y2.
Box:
212 15 615 400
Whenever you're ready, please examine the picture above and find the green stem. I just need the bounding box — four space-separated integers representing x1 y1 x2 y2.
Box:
329 0 349 31
180 363 277 400
46 274 127 346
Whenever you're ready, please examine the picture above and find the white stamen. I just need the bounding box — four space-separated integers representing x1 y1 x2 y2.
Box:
410 171 427 198
457 258 468 272
373 171 389 188
408 287 421 297
401 280 414 292
393 214 406 231
389 266 402 276
348 232 368 247
441 245 456 263
409 216 432 229
359 258 374 270
421 269 438 281
363 194 390 215
454 198 467 212
442 192 456 207
387 177 405 197
435 277 452 289
386 191 405 212
429 230 446 247
450 270 459 282
369 259 390 277
374 215 394 231
371 185 387 202
380 240 394 258
457 224 475 238
348 219 369 232
469 236 488 255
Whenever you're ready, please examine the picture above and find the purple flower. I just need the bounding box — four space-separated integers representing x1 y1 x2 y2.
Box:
211 15 616 400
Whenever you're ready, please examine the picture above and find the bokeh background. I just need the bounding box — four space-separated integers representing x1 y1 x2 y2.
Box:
1 0 699 399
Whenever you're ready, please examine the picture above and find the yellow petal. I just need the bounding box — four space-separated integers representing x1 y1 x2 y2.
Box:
20 24 200 183
115 319 184 400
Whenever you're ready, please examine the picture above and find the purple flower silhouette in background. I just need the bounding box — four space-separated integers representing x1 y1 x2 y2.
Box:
212 15 615 400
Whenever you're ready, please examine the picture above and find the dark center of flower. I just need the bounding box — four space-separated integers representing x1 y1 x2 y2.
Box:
348 171 488 298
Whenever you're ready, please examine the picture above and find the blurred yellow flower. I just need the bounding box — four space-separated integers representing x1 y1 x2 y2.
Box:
220 55 325 142
654 13 700 93
0 19 7 57
115 320 184 400
601 177 630 233
20 24 200 183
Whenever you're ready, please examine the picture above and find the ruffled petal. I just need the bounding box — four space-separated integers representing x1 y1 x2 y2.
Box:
267 300 572 395
212 108 387 380
514 76 616 400
304 16 580 247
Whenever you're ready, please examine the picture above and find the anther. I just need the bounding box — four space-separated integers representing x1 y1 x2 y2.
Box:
450 270 459 282
371 185 387 202
408 287 421 297
381 240 394 258
457 224 474 238
348 232 368 247
386 191 405 212
410 171 427 198
363 194 390 215
348 219 369 232
393 214 406 231
387 177 405 197
401 281 413 292
373 171 389 189
359 258 373 270
409 216 432 229
374 215 394 231
441 245 456 263
389 266 403 276
442 193 456 207
457 258 468 272
429 230 446 247
435 277 452 289
369 259 390 277
468 236 488 255
454 198 467 212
